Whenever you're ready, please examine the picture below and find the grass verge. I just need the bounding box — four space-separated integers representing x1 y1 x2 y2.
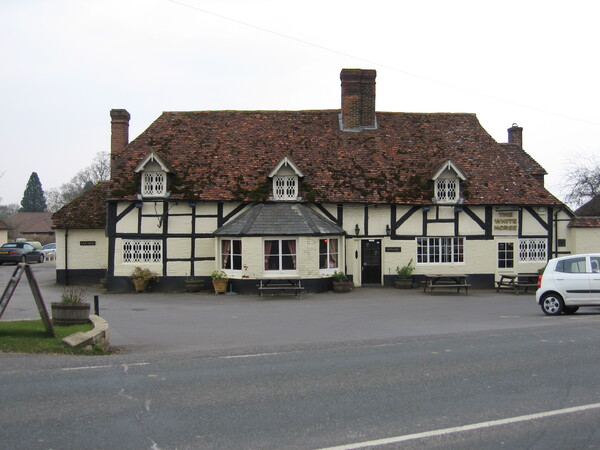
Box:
0 320 108 355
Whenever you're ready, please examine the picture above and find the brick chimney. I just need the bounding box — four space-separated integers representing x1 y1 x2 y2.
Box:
507 123 523 147
340 69 377 131
110 109 130 175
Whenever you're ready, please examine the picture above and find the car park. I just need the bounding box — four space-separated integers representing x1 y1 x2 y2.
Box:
0 242 45 264
536 253 600 315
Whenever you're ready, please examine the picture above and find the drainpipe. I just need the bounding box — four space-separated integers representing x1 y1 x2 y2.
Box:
65 229 69 286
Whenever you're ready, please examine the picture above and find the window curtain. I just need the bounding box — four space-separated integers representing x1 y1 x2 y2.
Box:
287 240 297 269
221 240 231 269
329 239 338 268
264 240 273 270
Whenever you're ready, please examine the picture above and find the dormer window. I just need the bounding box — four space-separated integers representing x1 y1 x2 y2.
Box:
273 175 298 200
269 156 304 202
134 152 171 198
142 170 166 197
431 160 467 205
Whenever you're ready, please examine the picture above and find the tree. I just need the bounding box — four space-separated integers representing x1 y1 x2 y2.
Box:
0 202 20 219
561 153 600 209
46 152 110 212
20 172 47 212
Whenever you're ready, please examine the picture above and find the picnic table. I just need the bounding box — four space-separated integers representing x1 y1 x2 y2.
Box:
496 273 539 294
423 274 470 295
258 277 305 298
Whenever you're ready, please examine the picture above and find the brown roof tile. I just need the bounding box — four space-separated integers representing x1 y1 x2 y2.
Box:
52 182 110 229
109 110 561 206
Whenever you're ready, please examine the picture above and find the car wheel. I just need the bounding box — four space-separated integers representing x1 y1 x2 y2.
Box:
563 306 579 314
541 293 565 316
38 254 45 263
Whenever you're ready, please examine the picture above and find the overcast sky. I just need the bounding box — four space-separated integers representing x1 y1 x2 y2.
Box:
2 0 599 207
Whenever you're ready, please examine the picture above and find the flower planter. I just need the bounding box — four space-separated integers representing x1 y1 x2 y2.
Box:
185 278 205 292
394 278 413 289
51 302 91 326
212 279 228 294
133 278 150 292
333 280 354 293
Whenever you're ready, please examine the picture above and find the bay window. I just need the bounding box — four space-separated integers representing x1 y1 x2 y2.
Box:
264 239 297 272
221 239 242 271
319 238 339 270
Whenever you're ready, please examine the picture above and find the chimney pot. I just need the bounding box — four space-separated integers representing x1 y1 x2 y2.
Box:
508 123 523 147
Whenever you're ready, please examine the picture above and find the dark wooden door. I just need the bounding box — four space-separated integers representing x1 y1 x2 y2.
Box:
361 239 381 284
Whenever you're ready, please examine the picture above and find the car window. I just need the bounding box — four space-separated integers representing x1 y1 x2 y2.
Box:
2 243 18 248
556 257 587 273
591 257 600 273
24 244 33 250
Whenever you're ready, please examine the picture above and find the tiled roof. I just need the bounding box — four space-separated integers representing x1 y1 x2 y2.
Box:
52 182 110 229
5 212 54 235
575 196 600 216
0 218 10 230
214 203 345 236
568 217 600 228
110 110 561 206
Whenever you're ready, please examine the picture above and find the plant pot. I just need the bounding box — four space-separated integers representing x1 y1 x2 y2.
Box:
185 278 205 292
51 302 91 326
133 278 150 292
394 277 413 289
333 280 354 293
212 279 228 294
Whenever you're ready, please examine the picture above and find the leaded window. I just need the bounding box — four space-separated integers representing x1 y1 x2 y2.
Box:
273 175 298 200
123 239 162 264
498 242 514 268
142 171 166 197
435 179 458 203
518 238 547 263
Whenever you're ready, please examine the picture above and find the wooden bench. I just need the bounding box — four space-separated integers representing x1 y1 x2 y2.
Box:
258 279 304 298
426 283 471 295
496 274 538 295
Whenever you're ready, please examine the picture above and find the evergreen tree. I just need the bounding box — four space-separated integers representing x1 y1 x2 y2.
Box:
20 172 47 212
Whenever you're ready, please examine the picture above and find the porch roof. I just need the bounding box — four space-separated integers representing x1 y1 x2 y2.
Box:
214 203 345 236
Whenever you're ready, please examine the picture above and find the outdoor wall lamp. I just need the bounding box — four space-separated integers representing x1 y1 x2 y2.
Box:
355 224 360 235
423 206 431 212
135 201 143 208
386 224 391 235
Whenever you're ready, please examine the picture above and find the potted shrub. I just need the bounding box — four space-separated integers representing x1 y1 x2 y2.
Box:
184 276 205 292
51 287 91 325
211 270 229 294
332 271 353 293
130 267 157 292
394 259 415 288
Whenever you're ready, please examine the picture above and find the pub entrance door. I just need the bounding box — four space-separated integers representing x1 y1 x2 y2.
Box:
361 239 381 285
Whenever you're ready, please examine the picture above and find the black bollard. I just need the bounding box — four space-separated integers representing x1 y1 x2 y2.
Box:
94 295 99 316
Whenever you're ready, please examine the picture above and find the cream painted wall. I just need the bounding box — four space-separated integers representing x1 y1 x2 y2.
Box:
567 228 600 255
0 229 8 245
55 229 108 270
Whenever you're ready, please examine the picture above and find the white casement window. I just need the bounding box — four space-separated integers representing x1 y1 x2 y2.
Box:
416 237 464 264
498 242 514 268
435 178 459 203
142 171 166 197
264 239 297 272
273 175 298 201
319 238 339 271
122 239 162 264
518 238 547 263
221 239 242 271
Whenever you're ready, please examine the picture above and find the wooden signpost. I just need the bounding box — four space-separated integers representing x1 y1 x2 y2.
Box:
0 263 55 337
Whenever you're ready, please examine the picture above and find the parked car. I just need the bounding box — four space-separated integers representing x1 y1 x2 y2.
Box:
0 242 45 264
536 253 600 315
41 243 56 260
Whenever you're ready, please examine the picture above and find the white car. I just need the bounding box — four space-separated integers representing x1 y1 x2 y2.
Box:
41 243 56 260
536 253 600 315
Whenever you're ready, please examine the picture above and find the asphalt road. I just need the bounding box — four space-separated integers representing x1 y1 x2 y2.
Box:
2 262 600 449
